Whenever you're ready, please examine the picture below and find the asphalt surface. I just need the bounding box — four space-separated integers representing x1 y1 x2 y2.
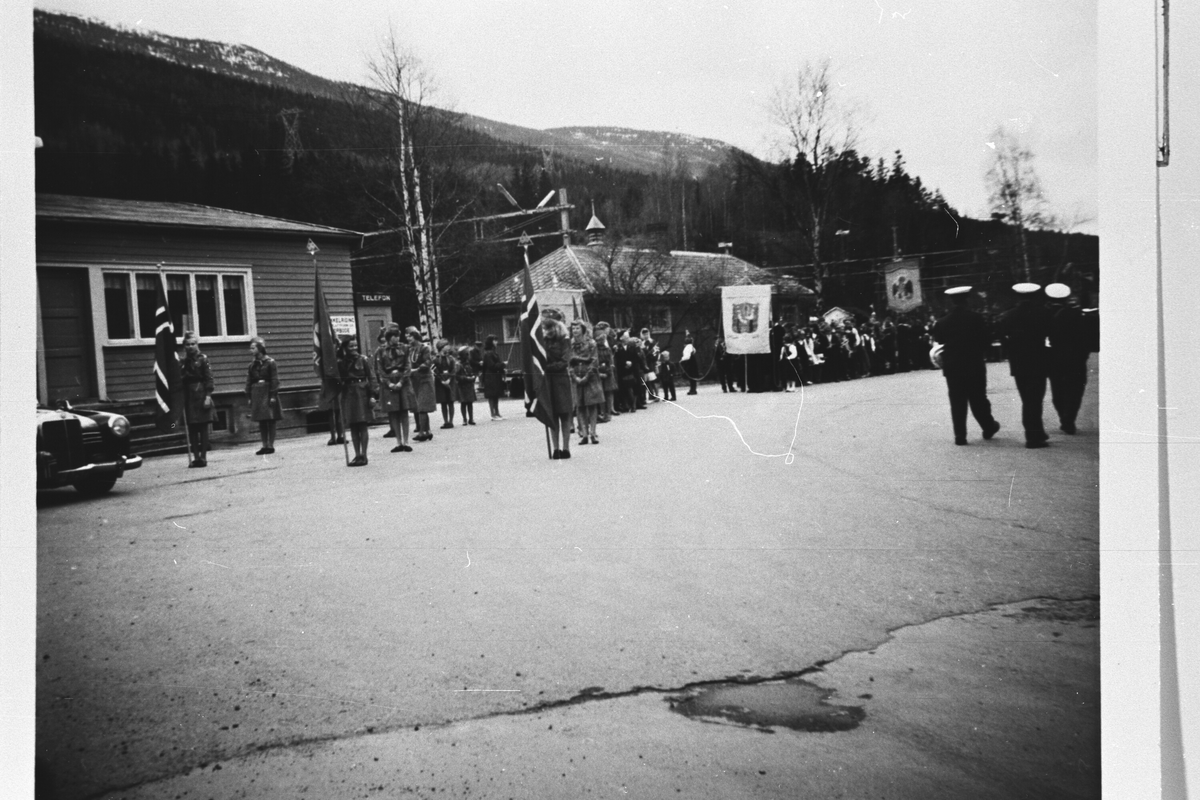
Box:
36 363 1099 799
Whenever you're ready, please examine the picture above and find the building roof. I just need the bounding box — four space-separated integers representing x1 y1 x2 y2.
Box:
36 194 360 238
466 244 814 308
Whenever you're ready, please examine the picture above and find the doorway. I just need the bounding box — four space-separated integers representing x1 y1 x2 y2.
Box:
38 268 97 403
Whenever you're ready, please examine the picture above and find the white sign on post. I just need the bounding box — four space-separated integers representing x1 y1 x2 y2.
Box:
330 315 357 337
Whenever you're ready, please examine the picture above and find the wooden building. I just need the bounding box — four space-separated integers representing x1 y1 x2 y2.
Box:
464 216 816 371
36 194 359 443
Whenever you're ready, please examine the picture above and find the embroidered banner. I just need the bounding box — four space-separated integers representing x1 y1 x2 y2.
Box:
721 284 772 354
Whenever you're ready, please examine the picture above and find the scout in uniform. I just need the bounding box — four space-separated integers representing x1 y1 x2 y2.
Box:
406 327 437 442
931 287 1001 446
337 337 378 466
245 336 281 455
375 325 413 452
180 331 215 467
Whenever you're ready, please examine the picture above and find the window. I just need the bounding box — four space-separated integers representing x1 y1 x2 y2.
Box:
101 269 253 344
647 305 672 333
502 315 521 344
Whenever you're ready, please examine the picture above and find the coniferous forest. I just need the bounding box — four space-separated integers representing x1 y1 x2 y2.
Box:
34 11 1097 338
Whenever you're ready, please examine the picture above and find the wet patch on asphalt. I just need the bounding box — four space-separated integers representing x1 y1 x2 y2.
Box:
667 678 865 732
1003 596 1098 625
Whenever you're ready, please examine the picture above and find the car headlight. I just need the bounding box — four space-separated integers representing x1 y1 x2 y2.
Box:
108 415 131 437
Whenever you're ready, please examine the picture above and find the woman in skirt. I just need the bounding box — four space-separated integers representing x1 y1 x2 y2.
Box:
434 339 458 429
180 331 215 467
245 336 281 455
540 310 575 459
457 346 478 425
406 327 437 442
338 337 378 466
569 319 604 445
594 323 618 422
481 335 507 420
375 326 413 453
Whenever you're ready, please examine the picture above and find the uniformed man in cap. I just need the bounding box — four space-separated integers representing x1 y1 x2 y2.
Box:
1045 282 1090 434
997 282 1051 448
932 286 1001 445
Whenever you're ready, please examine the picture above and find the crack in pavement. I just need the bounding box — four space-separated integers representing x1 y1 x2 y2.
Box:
92 593 1099 800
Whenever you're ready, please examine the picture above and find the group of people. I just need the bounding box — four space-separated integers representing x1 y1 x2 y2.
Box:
317 324 512 466
931 281 1096 447
531 310 699 460
172 284 1094 467
714 314 944 394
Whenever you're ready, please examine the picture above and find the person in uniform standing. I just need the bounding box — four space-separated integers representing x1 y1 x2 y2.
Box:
375 325 413 453
997 282 1052 448
715 336 732 392
1045 282 1091 435
594 324 618 421
480 335 507 421
931 286 1001 446
406 327 437 441
457 345 478 425
337 337 378 466
245 336 281 455
180 331 215 467
541 309 575 459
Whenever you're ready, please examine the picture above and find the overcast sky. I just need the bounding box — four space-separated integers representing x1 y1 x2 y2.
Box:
36 0 1097 234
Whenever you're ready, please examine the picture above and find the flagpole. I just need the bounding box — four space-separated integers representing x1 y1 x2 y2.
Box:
182 402 194 467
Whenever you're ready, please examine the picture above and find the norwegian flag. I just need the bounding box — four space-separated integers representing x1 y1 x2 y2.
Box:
152 274 183 433
518 265 555 427
312 267 340 380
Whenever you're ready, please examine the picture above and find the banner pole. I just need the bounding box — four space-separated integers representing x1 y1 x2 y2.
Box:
337 394 350 466
182 402 193 467
545 424 553 460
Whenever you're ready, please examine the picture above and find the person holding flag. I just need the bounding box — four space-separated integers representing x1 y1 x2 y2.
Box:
539 308 574 458
337 337 378 466
152 272 184 438
517 263 567 458
312 266 346 448
180 331 215 467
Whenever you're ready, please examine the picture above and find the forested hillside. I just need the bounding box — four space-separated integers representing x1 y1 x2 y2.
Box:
33 9 1097 335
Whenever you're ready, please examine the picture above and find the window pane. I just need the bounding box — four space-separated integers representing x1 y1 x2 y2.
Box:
503 315 519 343
222 275 246 336
167 275 189 337
103 273 133 339
135 274 159 339
196 274 219 337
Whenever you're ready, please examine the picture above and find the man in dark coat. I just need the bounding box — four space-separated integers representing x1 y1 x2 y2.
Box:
997 282 1052 448
931 287 1001 446
1045 283 1092 435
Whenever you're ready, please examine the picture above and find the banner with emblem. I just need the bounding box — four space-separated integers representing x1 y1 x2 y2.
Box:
721 284 772 355
884 258 923 313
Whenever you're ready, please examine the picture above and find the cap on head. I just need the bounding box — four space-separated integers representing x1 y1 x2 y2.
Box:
541 308 565 322
1012 282 1042 295
1045 283 1071 299
944 286 972 296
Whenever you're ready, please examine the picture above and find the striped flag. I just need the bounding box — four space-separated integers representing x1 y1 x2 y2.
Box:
313 267 340 380
152 274 183 433
518 265 555 427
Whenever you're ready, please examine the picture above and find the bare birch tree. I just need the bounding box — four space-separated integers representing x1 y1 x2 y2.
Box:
765 58 862 301
986 126 1053 281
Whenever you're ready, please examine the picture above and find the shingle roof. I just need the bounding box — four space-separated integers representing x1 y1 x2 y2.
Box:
465 245 813 308
36 194 360 238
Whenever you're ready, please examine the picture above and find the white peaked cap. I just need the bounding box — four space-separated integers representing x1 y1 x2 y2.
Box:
1013 282 1042 294
1045 283 1071 299
944 286 972 296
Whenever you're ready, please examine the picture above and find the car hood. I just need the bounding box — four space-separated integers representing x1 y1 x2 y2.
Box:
37 406 102 431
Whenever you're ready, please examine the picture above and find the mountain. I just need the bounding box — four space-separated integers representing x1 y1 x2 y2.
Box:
34 9 738 179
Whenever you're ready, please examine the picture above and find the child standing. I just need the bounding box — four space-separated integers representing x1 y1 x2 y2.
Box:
657 350 677 401
456 346 477 425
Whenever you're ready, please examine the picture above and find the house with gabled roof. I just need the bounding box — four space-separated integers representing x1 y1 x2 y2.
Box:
464 214 816 370
36 194 360 445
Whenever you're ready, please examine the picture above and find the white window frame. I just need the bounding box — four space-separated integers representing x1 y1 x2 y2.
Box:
95 264 257 347
502 314 521 344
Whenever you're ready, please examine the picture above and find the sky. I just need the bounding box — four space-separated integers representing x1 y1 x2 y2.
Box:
34 0 1097 232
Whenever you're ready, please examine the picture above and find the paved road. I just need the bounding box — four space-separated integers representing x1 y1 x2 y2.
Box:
36 363 1099 799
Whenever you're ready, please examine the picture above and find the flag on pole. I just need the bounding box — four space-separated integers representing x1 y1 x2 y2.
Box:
152 274 183 433
518 265 555 427
312 267 340 380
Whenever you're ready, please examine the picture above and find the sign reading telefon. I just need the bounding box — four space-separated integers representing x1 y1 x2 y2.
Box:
721 284 773 354
884 258 923 313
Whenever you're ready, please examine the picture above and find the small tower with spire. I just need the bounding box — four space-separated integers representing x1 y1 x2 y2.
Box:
585 202 606 247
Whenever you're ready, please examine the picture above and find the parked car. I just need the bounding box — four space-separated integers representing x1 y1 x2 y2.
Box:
36 402 143 495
